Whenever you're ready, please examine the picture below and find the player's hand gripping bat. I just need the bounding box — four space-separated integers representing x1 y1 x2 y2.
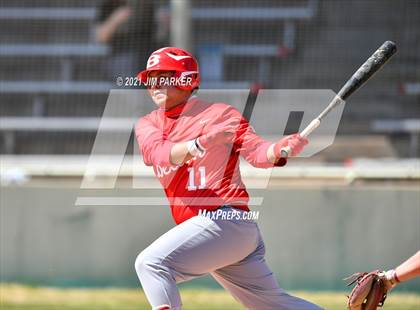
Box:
280 40 397 158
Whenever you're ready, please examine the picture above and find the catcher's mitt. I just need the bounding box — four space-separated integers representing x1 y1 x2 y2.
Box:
345 270 392 310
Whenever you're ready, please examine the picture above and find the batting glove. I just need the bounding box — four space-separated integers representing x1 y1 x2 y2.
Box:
274 133 308 157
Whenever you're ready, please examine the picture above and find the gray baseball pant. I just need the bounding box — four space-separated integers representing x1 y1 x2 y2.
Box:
135 207 323 310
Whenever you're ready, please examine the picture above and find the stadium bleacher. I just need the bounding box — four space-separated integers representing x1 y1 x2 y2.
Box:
0 0 419 157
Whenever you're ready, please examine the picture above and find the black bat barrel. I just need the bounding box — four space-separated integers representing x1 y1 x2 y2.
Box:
338 41 397 100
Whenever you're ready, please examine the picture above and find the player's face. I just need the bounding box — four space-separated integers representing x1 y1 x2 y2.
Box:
147 70 191 110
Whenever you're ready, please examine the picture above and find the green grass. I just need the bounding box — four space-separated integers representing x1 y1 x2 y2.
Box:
0 284 419 310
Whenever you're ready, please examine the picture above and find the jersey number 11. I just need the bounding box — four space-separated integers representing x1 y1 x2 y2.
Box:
187 167 206 190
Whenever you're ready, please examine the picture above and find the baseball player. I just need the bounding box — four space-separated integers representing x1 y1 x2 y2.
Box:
347 250 420 309
378 250 420 289
134 47 322 310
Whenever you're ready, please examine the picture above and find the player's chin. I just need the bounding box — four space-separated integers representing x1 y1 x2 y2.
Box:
151 94 169 108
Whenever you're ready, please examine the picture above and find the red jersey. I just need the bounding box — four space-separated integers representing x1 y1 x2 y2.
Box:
135 96 281 224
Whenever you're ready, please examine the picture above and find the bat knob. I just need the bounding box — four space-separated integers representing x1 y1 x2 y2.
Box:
280 146 291 158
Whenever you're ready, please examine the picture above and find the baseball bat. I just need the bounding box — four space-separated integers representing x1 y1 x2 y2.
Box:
280 40 397 158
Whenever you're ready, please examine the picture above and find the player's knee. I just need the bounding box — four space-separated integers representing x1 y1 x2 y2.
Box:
134 250 151 274
309 304 324 310
134 250 163 275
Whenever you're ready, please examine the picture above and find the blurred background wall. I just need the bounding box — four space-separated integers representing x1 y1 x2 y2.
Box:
1 183 419 291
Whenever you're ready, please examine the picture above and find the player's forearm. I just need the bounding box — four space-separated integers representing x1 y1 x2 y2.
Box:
170 142 193 165
267 144 277 164
95 21 119 43
394 250 420 282
95 7 131 43
170 138 278 167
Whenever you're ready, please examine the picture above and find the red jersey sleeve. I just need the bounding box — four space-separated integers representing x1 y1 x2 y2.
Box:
222 106 287 168
135 116 175 167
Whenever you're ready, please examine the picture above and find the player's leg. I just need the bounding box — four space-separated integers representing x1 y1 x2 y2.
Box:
134 211 260 310
211 229 323 310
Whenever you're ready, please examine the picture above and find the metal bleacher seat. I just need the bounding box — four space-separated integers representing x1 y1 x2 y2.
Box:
0 7 109 89
0 5 112 153
0 2 319 154
0 116 132 153
194 1 317 87
0 81 111 94
0 117 132 132
0 7 96 20
198 44 288 89
191 5 317 20
0 43 110 82
0 44 109 57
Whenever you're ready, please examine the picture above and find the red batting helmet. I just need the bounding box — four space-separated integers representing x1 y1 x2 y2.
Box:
138 47 200 91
